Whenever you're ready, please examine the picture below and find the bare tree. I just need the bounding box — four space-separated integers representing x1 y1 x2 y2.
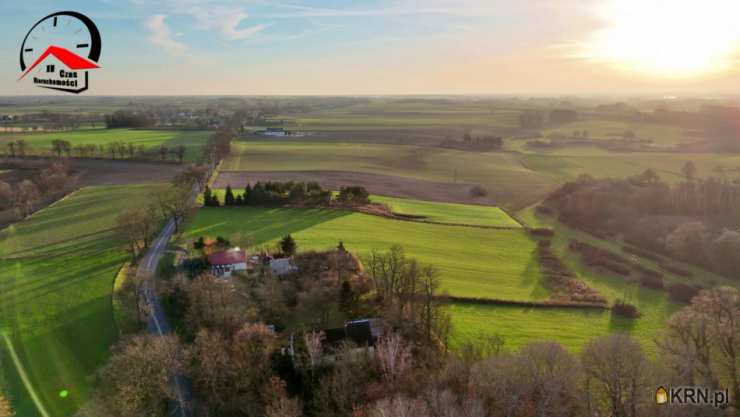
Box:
0 181 13 210
375 333 413 384
691 287 739 408
156 185 192 233
371 395 429 417
95 334 185 417
581 334 648 417
14 180 40 217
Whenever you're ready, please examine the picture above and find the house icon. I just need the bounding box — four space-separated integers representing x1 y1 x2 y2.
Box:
19 45 100 93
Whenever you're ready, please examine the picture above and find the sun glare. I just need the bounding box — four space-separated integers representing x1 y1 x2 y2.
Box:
583 0 740 78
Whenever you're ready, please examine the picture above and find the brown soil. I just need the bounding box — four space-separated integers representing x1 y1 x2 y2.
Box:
214 170 499 206
0 158 183 186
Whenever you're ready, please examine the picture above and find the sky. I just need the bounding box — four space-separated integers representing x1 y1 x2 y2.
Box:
2 0 740 96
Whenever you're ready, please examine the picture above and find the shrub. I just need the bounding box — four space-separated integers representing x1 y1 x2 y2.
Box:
668 283 700 303
469 185 488 198
529 228 555 237
639 274 664 289
612 300 640 318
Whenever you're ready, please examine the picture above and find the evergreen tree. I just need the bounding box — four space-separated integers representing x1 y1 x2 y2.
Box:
211 194 221 207
203 186 213 206
235 194 244 205
280 234 297 256
225 185 235 206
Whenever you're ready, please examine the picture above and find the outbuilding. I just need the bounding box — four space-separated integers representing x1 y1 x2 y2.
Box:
207 248 247 278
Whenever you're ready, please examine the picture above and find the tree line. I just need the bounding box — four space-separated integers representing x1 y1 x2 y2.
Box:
544 167 740 279
1 139 189 163
203 182 370 208
0 163 77 218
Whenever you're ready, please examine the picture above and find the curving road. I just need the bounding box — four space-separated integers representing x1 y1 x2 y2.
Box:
137 218 192 417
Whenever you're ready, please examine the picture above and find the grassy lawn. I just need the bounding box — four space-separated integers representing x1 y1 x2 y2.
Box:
370 195 521 227
0 184 165 417
186 207 545 301
1 129 210 162
222 141 559 209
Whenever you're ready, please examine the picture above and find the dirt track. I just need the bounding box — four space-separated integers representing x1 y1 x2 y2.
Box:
215 170 499 206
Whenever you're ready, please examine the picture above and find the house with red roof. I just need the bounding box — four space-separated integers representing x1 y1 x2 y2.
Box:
207 248 248 278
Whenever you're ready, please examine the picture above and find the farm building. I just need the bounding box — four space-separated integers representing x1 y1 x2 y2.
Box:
323 319 384 352
269 257 299 277
207 248 247 277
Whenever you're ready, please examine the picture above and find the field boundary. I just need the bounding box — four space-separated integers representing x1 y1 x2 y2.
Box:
439 295 610 310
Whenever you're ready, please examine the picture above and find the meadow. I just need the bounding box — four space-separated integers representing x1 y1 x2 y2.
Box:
0 129 210 162
371 195 521 227
0 184 165 417
519 149 740 183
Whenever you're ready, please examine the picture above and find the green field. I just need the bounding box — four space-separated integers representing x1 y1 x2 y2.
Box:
186 207 545 301
271 100 523 132
520 150 740 183
544 120 694 145
0 184 165 417
453 205 736 355
1 129 210 162
222 141 559 209
199 190 521 229
370 195 521 227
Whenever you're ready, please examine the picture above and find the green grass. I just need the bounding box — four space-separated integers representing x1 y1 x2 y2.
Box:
520 150 740 183
186 207 545 301
1 129 210 162
0 184 165 417
544 120 694 145
370 195 521 227
199 190 521 228
222 141 559 209
454 205 736 355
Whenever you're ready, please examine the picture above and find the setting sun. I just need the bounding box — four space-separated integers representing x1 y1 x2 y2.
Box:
583 0 740 77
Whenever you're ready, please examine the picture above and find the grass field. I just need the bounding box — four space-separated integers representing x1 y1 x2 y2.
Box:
186 207 546 301
544 120 695 145
0 129 210 162
0 184 165 417
199 190 521 229
222 141 559 209
453 205 737 355
276 100 523 132
519 150 740 183
369 195 521 227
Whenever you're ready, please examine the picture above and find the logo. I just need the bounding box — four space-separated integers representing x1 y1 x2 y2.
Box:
656 385 730 408
19 11 102 94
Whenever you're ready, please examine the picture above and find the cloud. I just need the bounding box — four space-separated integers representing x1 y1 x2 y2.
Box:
188 6 269 40
145 15 187 55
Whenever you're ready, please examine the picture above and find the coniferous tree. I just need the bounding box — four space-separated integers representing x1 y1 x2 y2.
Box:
203 186 213 206
280 234 296 256
224 185 235 206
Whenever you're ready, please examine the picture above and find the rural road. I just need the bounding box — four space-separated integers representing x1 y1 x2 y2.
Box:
137 218 192 417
